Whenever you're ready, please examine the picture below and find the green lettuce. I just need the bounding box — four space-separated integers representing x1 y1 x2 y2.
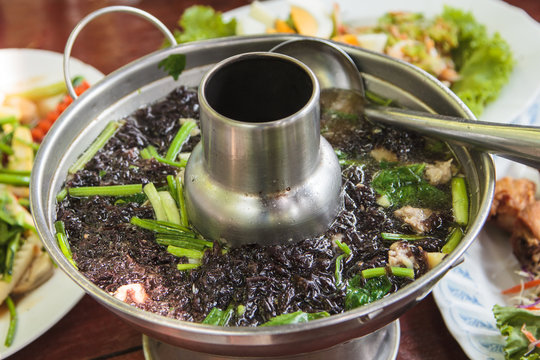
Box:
442 7 514 116
493 304 540 360
172 5 236 44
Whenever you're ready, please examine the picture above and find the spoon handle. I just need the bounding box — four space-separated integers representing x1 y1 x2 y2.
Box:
365 105 540 169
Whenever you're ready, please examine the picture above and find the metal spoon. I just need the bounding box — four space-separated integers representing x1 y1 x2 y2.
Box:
271 38 540 169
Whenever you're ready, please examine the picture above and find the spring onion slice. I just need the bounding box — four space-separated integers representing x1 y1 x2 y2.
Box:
175 175 189 227
166 175 178 203
452 176 469 226
68 121 120 174
380 233 430 242
361 266 415 279
177 263 200 271
143 183 167 222
144 145 187 168
158 191 181 225
130 217 192 235
441 227 463 254
335 254 346 286
68 184 142 197
0 173 30 186
334 238 351 256
55 220 77 268
167 245 204 259
4 296 17 347
165 119 197 161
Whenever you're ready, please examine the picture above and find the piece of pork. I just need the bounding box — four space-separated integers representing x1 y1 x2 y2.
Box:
510 201 540 272
394 206 433 234
388 241 428 275
424 159 453 186
489 177 536 233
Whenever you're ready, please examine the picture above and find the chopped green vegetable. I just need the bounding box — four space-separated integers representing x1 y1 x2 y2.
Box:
202 305 235 326
68 184 143 197
361 266 415 279
143 183 167 222
451 176 469 226
441 226 463 254
165 119 197 161
130 217 192 235
493 305 540 360
260 310 330 327
334 238 351 256
381 232 431 242
158 191 181 225
158 54 186 81
177 263 200 271
167 245 204 259
143 145 187 168
68 121 120 174
55 220 77 268
4 296 17 347
0 173 30 186
345 275 392 310
172 5 236 44
372 164 449 208
175 175 189 227
335 254 346 286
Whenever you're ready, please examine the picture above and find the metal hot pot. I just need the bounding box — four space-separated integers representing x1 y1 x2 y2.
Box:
30 13 494 359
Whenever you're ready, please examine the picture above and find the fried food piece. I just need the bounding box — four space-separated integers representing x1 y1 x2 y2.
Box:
489 177 536 233
510 201 540 272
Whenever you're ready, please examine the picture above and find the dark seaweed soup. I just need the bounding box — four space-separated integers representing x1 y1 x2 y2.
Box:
56 86 467 326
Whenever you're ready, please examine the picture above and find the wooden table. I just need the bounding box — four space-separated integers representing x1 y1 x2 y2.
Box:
1 0 538 359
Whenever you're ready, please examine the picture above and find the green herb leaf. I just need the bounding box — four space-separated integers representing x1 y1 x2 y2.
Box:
260 311 330 327
345 275 392 310
372 164 449 208
493 305 540 360
173 6 236 44
158 54 186 81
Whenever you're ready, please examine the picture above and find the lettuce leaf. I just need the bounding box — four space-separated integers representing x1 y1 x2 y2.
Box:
442 7 514 116
173 5 236 44
493 304 540 360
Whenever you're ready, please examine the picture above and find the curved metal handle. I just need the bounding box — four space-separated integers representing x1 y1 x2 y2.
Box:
365 105 540 168
63 5 177 99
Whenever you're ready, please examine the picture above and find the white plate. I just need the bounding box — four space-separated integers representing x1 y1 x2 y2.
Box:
226 0 540 125
0 48 104 358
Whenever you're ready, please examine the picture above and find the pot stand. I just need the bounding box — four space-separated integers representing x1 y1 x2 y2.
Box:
142 320 400 360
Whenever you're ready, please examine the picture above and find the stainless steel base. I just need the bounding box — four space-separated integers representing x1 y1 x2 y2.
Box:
143 320 400 360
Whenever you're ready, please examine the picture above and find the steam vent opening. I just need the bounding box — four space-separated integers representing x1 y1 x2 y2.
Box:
204 56 314 123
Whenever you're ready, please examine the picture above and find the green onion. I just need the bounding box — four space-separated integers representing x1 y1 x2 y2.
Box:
334 238 351 256
4 232 21 282
158 191 181 225
390 267 415 279
175 175 189 227
4 296 17 347
0 142 13 155
0 116 17 126
0 169 31 176
452 177 469 226
143 183 167 222
68 121 120 174
0 173 30 186
166 175 178 203
441 227 463 254
14 81 67 101
156 234 212 249
167 245 204 259
165 119 197 161
157 238 205 251
202 305 235 326
177 263 200 271
145 145 187 168
361 266 415 279
130 217 192 235
56 188 68 202
68 184 142 197
55 220 77 268
140 147 152 159
380 233 430 241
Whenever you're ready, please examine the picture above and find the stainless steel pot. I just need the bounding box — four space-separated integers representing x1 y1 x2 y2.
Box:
30 34 494 357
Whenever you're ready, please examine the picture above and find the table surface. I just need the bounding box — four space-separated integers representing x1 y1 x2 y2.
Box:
1 0 539 359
